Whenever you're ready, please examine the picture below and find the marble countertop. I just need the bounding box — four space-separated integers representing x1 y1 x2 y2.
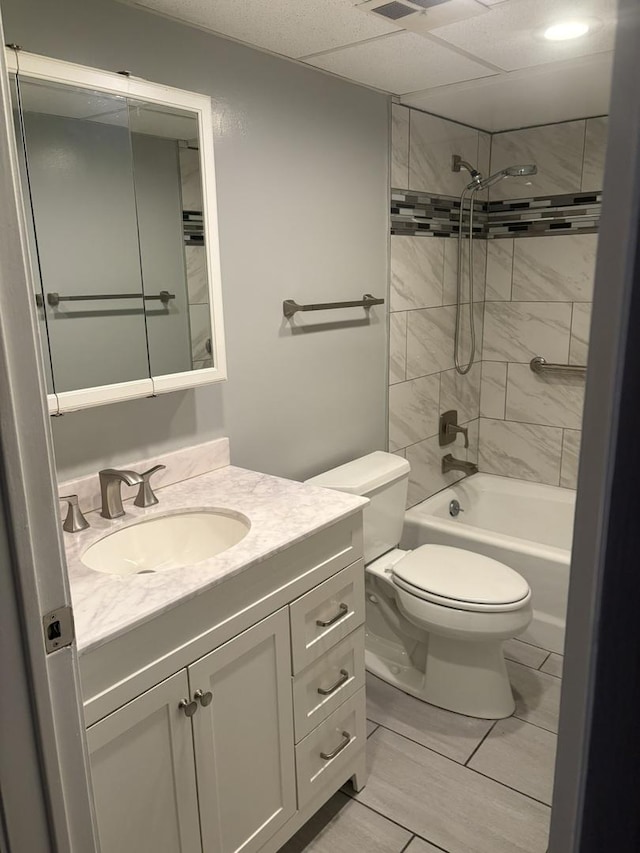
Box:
64 465 367 655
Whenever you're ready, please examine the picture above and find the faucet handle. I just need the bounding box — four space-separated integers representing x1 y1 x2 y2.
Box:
59 494 90 533
133 464 166 508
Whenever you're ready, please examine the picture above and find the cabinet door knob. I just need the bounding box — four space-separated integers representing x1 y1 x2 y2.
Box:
317 669 350 696
316 603 349 628
194 689 213 707
178 698 198 717
320 730 351 761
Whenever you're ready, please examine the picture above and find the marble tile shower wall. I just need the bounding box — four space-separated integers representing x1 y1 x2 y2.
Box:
390 106 489 507
479 117 607 489
179 146 212 369
390 106 608 502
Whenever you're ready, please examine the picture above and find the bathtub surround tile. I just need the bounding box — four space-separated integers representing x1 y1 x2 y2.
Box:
185 245 208 305
391 105 410 190
560 429 581 489
409 111 481 198
511 235 597 303
468 718 557 806
466 418 479 465
389 311 407 385
503 638 550 670
455 302 485 373
189 303 212 362
440 364 481 424
366 673 493 765
541 654 564 678
406 306 456 379
478 419 563 486
388 374 440 451
482 302 571 364
582 117 609 191
406 428 476 507
477 131 491 189
480 362 507 420
280 791 411 853
391 236 444 311
507 661 562 734
443 238 486 306
485 239 513 302
179 146 203 211
489 121 585 200
357 728 550 853
505 364 585 430
569 302 592 366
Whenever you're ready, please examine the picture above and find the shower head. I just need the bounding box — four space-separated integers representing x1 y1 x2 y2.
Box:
472 164 537 190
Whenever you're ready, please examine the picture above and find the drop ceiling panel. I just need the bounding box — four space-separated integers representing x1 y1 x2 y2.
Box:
131 0 400 58
431 0 616 71
402 51 613 132
304 31 497 94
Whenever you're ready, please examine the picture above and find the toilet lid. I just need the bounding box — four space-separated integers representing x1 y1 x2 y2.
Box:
392 545 530 607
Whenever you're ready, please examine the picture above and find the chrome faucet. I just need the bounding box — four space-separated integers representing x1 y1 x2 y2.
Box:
99 469 144 519
442 454 478 477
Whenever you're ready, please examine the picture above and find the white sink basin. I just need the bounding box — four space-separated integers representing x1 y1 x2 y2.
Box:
81 510 251 576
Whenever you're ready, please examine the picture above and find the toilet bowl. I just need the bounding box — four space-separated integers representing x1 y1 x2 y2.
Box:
367 545 532 718
307 451 533 719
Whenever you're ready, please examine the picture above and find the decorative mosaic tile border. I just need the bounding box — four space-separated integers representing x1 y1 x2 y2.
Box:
183 210 204 244
391 189 601 239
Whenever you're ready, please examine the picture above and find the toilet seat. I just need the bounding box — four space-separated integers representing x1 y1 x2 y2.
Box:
392 545 531 613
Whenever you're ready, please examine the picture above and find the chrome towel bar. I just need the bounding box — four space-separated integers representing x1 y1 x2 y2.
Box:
530 356 586 378
37 291 176 307
283 293 384 319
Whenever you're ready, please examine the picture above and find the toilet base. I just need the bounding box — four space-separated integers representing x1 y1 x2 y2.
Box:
365 633 515 719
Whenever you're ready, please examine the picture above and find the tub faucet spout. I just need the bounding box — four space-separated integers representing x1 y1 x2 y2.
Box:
442 454 478 477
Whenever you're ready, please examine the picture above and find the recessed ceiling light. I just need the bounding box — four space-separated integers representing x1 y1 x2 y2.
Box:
544 21 590 41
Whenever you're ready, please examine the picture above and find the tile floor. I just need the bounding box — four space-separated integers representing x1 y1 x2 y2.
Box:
281 638 562 853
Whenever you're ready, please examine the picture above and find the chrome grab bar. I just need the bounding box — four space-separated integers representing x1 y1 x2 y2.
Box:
530 356 586 378
283 293 384 319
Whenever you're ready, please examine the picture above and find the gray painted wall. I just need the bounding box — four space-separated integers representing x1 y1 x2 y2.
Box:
2 0 389 482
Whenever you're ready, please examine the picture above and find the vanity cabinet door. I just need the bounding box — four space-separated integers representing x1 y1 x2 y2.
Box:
86 670 201 853
189 607 296 853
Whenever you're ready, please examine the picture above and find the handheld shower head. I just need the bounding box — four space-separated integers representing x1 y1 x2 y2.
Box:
473 163 537 190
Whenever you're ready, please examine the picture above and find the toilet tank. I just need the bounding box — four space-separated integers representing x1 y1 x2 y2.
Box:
306 452 410 563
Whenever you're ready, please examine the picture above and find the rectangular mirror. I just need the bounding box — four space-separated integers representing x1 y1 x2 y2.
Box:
7 51 226 414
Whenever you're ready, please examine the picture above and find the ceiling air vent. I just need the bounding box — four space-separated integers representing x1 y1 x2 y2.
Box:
372 2 416 19
361 0 488 32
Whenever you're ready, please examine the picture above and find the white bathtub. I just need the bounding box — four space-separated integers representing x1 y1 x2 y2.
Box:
401 474 574 654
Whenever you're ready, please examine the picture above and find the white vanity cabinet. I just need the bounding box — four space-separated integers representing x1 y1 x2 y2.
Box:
81 514 367 853
86 670 202 853
88 608 296 853
188 607 296 853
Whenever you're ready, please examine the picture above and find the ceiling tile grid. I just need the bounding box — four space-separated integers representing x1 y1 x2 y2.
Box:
304 30 497 94
430 0 616 72
131 0 401 57
127 0 616 131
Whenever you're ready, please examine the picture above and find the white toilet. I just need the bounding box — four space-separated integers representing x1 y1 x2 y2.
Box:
307 451 532 719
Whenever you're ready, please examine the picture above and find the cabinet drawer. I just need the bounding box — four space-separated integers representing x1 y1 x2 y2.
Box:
293 627 365 742
295 688 366 808
289 560 365 673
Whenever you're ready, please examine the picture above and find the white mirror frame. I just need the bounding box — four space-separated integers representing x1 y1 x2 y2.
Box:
5 50 227 415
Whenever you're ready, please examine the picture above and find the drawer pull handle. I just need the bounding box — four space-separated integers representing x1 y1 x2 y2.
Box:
320 730 351 761
316 603 349 628
317 669 350 696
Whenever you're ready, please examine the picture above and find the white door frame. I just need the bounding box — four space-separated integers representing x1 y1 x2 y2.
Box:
0 9 97 852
